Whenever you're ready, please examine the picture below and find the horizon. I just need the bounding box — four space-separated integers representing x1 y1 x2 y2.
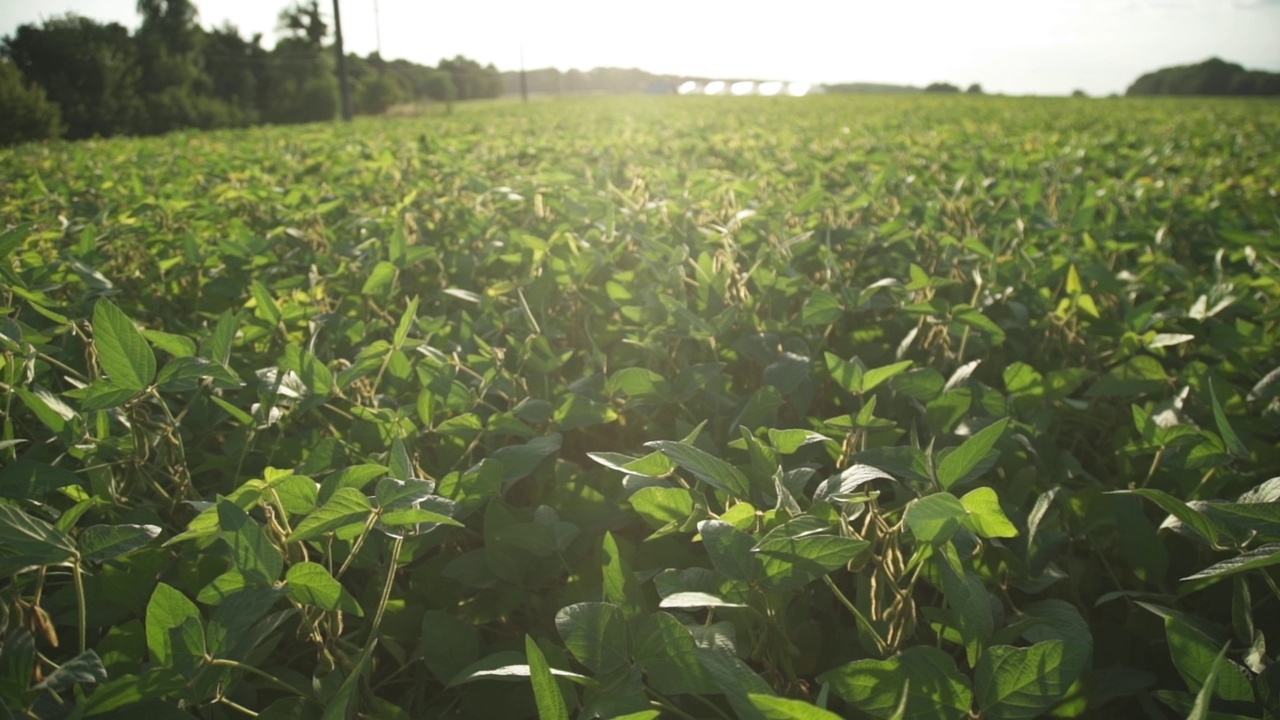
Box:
3 0 1280 96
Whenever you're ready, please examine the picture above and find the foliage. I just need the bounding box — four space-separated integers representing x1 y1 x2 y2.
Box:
0 4 502 145
1126 57 1280 96
925 82 961 93
1 95 1279 719
0 60 62 147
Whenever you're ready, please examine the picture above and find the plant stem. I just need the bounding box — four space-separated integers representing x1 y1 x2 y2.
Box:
209 658 304 696
72 560 87 655
823 574 889 655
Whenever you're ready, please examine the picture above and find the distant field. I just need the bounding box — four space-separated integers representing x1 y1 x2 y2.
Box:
1 96 1278 719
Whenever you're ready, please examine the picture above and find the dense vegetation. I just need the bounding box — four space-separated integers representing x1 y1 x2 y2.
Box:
0 0 503 146
1126 58 1280 97
1 95 1279 720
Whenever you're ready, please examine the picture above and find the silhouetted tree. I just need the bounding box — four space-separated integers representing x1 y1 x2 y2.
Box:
2 14 145 139
1126 57 1280 96
924 82 960 93
0 59 62 145
966 83 983 94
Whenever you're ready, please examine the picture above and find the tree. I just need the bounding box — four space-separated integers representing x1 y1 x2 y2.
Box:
0 59 62 146
966 83 983 95
924 82 960 93
1126 57 1280 96
2 14 145 139
356 72 405 115
1071 89 1088 98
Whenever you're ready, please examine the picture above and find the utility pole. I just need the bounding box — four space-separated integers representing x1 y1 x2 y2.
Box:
520 44 528 103
332 0 353 121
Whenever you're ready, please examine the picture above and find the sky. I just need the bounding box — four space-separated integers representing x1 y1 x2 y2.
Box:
2 0 1279 96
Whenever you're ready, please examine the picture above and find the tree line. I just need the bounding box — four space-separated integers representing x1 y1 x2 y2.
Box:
0 0 505 146
1126 57 1280 97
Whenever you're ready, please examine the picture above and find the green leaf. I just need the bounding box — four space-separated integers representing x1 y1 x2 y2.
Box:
1183 543 1280 582
937 542 994 667
92 299 156 391
288 488 373 543
904 492 968 545
628 486 694 529
748 694 846 720
1187 643 1232 720
286 562 364 616
1085 355 1167 397
218 498 284 585
0 503 78 569
525 636 570 720
801 290 843 326
141 329 197 358
491 434 562 486
0 459 82 500
936 418 1008 488
421 610 481 683
819 646 973 720
1116 489 1220 546
633 612 718 695
976 642 1071 720
647 441 750 499
960 487 1019 538
145 583 202 670
555 602 628 674
32 650 106 691
361 260 398 297
601 532 645 620
754 534 870 593
394 296 419 348
698 519 759 582
1164 613 1254 702
249 280 282 324
1209 381 1248 459
78 524 161 563
863 360 914 393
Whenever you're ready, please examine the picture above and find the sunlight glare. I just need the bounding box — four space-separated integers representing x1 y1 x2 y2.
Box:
786 82 811 97
704 80 726 95
677 80 699 95
757 81 783 96
730 81 755 96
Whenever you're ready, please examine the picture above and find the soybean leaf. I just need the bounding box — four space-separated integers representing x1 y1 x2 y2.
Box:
1116 489 1220 546
1183 543 1280 582
32 650 107 692
555 602 628 674
78 524 161 564
754 534 870 593
1209 381 1248 459
633 612 718 695
936 418 1008 489
218 498 283 585
145 583 202 670
92 299 156 391
976 641 1071 720
819 645 973 720
1187 643 1231 720
0 460 82 500
0 504 78 570
647 441 750 500
287 488 372 543
525 636 570 720
960 487 1019 538
628 486 693 529
698 519 759 582
286 562 363 616
904 492 969 545
748 694 845 720
1163 612 1254 702
421 610 481 683
601 532 645 620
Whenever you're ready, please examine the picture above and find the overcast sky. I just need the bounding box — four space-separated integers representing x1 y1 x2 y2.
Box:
2 0 1278 95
